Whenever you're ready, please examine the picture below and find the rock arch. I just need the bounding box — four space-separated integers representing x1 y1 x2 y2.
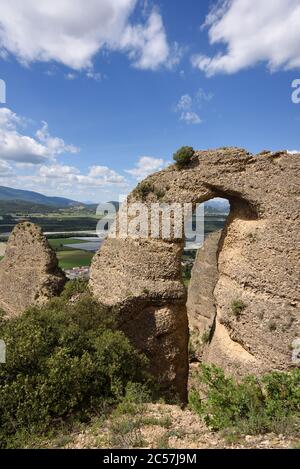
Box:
90 148 300 400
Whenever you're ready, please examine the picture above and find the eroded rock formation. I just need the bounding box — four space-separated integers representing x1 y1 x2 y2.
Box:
0 222 66 317
187 231 221 361
90 148 300 398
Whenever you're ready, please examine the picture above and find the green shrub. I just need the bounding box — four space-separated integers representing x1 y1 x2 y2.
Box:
0 294 149 448
173 146 195 169
231 299 246 317
201 331 210 345
189 364 300 435
182 263 193 288
133 181 165 201
109 416 145 448
188 339 197 362
113 382 151 417
154 188 165 200
108 382 152 448
155 432 170 449
133 181 155 200
61 279 89 300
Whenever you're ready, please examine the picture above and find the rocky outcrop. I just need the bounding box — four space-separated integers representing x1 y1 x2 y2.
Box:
90 148 300 398
0 222 66 317
90 237 189 401
187 231 221 361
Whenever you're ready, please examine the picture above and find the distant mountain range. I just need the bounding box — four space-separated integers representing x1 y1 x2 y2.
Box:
0 185 82 208
0 185 230 215
205 198 230 214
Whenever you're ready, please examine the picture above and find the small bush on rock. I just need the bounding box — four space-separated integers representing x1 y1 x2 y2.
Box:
173 146 195 169
133 181 166 201
134 181 155 200
231 299 246 317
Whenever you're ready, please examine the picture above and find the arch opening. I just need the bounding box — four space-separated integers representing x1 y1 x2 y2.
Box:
183 194 257 366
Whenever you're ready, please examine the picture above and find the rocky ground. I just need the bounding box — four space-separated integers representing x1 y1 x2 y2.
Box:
31 403 299 450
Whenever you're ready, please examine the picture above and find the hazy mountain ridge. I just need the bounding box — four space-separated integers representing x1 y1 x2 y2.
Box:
0 199 60 214
0 185 82 208
0 186 230 215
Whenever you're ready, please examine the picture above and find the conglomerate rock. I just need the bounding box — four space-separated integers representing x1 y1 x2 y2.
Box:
187 231 222 361
90 148 299 399
0 222 66 317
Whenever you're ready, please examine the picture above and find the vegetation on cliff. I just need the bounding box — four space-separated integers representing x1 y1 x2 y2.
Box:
190 364 300 436
173 146 195 169
0 281 151 448
0 281 299 449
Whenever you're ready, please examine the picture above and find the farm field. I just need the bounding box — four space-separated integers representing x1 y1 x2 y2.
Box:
48 237 95 269
0 237 95 269
0 216 228 271
48 237 89 251
0 206 100 234
56 250 94 269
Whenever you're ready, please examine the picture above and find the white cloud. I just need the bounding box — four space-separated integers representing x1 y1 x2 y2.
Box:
180 111 202 125
174 92 204 125
36 122 79 155
86 70 103 81
166 42 184 70
0 108 79 164
287 150 300 154
196 88 214 103
37 163 126 187
88 165 126 184
0 107 23 128
176 94 193 112
0 159 13 177
0 106 128 198
0 0 176 71
126 156 165 180
45 69 57 77
0 108 50 164
38 164 80 178
120 8 169 70
192 0 300 76
65 73 77 80
0 162 128 201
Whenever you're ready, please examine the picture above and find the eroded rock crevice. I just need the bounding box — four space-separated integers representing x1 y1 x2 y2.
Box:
187 231 221 362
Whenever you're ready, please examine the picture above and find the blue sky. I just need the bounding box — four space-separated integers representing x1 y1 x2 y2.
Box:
0 0 299 202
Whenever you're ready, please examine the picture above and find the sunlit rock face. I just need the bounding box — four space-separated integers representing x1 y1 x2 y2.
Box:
90 148 300 399
0 222 66 317
187 231 222 362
